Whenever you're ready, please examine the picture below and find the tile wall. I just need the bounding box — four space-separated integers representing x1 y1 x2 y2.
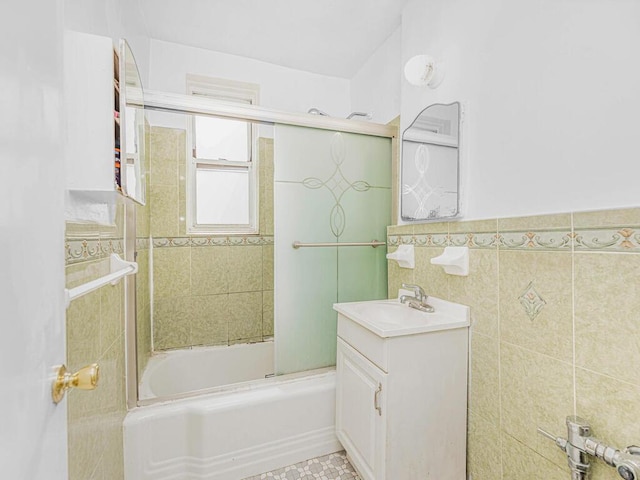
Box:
149 127 274 350
387 207 640 480
64 207 128 480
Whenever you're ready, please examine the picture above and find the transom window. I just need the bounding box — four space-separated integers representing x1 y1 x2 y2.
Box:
186 75 260 234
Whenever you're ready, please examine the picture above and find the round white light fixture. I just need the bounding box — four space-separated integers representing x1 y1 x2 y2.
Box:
404 54 445 89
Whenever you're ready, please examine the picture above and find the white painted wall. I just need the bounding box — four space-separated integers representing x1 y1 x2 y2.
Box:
0 0 68 478
64 0 150 84
350 27 402 124
401 0 640 221
148 39 351 117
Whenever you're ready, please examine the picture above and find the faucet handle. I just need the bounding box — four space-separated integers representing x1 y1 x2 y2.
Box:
401 283 426 301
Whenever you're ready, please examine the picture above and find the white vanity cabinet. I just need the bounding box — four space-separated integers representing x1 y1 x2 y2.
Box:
336 338 387 479
334 298 470 480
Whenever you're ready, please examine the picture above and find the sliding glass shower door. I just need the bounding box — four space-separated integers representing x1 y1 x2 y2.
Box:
274 125 392 375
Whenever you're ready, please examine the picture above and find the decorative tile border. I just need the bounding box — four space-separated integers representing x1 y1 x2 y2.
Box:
65 237 124 265
152 236 274 248
498 231 573 250
574 228 640 251
136 238 150 251
387 227 640 252
387 234 449 247
450 233 500 249
68 227 640 261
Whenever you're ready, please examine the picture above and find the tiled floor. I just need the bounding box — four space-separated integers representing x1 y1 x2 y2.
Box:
243 451 361 480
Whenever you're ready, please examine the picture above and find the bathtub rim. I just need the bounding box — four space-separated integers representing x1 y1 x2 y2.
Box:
135 365 336 408
138 341 275 400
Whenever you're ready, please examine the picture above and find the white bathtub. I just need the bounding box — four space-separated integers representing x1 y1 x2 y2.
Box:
139 342 275 400
125 344 340 480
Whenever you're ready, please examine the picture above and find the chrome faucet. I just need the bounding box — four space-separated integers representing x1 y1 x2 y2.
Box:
400 283 434 313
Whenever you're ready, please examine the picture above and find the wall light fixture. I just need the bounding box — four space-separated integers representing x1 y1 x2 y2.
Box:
404 54 445 88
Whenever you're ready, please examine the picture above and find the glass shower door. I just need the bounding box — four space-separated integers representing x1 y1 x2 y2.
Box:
274 125 391 375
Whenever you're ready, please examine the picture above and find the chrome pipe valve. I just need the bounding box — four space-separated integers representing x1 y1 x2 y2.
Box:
538 416 640 480
538 416 591 479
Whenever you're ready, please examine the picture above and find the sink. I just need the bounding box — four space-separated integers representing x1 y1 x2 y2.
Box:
333 297 470 338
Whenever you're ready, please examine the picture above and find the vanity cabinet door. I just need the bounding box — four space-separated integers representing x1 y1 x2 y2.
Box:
336 338 387 480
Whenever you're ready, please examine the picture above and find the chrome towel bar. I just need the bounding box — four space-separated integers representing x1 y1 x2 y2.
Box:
292 240 386 249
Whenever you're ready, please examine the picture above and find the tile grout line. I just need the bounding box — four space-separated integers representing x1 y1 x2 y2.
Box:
497 339 574 367
575 364 640 389
571 212 577 416
496 221 504 480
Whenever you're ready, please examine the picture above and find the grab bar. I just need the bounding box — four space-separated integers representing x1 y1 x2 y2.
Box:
65 253 138 308
292 240 386 249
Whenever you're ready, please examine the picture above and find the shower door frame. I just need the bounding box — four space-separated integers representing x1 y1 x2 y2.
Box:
127 90 398 408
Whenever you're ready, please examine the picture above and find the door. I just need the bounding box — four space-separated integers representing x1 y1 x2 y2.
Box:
336 339 387 480
274 124 391 375
0 0 68 478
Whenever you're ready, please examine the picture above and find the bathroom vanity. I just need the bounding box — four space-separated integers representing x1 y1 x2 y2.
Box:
333 297 470 480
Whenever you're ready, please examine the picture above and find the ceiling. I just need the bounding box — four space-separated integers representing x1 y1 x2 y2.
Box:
138 0 409 79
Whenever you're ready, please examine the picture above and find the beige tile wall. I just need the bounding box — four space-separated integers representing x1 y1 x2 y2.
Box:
64 205 128 480
388 207 640 480
149 127 274 350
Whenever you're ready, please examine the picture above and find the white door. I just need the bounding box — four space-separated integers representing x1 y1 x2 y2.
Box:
0 0 68 478
335 339 387 480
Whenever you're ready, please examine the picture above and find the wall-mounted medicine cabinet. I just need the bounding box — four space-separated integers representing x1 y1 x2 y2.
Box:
401 102 461 222
64 31 146 223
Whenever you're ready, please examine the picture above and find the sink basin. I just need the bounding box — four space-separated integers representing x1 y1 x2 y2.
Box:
333 297 470 338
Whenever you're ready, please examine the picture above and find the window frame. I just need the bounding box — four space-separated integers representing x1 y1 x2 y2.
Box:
185 75 260 235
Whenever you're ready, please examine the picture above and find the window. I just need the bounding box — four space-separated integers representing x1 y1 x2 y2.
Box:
186 75 260 234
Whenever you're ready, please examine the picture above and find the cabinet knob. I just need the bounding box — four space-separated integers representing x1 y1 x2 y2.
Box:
52 363 100 404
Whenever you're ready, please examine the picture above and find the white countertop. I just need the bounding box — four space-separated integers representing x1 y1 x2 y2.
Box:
333 297 470 338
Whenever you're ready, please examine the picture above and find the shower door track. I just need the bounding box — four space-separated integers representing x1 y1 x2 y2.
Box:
143 90 397 138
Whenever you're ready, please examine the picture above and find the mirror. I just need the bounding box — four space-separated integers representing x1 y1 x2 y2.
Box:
401 102 460 221
120 40 146 205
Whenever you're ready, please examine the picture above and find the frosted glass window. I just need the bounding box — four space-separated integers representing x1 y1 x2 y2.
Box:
195 167 249 225
194 116 250 162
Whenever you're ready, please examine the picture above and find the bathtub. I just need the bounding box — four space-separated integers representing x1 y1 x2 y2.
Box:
125 344 341 480
139 342 276 400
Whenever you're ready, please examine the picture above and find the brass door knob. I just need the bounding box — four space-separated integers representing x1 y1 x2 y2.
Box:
52 363 100 404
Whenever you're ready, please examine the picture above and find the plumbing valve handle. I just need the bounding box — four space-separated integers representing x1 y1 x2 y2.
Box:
537 427 568 451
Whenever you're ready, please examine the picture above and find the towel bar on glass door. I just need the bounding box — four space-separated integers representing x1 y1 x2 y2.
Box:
292 240 386 249
64 253 138 308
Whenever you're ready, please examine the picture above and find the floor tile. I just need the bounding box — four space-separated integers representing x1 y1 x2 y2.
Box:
243 451 361 480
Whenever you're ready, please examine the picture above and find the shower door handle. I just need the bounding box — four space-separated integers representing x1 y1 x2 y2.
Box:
374 383 382 416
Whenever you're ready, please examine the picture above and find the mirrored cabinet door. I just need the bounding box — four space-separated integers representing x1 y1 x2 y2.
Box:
401 102 461 222
119 40 146 206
